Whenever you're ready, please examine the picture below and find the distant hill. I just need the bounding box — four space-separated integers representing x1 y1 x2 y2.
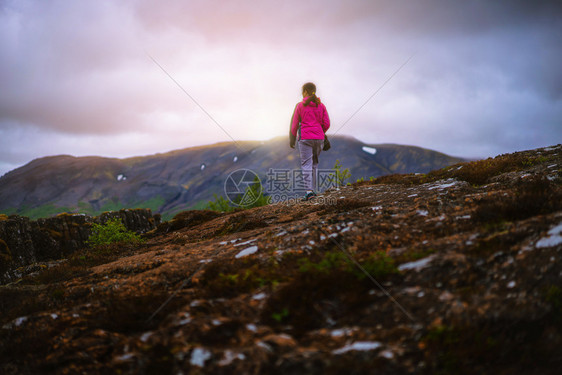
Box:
0 135 465 219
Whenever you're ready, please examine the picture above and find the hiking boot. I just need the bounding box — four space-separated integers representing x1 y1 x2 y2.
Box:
301 191 317 201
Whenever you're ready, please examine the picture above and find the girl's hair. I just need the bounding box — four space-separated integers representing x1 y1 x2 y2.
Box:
302 82 321 106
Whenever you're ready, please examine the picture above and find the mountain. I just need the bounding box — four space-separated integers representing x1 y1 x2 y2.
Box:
0 144 560 374
0 136 465 219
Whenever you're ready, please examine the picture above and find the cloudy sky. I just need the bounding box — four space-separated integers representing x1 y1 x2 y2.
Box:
1 0 561 176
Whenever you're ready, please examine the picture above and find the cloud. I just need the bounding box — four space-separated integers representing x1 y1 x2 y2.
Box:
0 0 561 177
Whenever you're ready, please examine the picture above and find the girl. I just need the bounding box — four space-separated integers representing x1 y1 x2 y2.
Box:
289 82 330 201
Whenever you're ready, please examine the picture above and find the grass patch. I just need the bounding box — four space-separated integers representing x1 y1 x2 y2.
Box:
363 148 559 188
98 197 124 213
393 248 437 264
199 256 284 298
261 268 371 335
86 218 144 248
298 250 398 280
356 251 400 279
77 201 96 215
1 204 74 220
199 248 398 306
260 250 398 335
331 159 352 186
131 196 166 212
473 175 562 224
207 175 270 212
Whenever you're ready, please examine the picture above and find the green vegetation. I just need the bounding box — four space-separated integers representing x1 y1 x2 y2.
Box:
160 212 176 222
461 175 562 256
0 207 17 216
474 175 562 224
260 249 399 335
271 307 289 323
1 196 166 220
243 176 271 208
354 251 398 279
200 257 284 297
1 204 74 220
367 148 560 188
393 248 437 264
86 218 144 248
131 196 166 212
188 199 211 210
98 197 123 213
331 159 351 186
82 196 166 216
207 176 270 212
197 245 401 334
77 201 96 216
298 250 345 274
200 248 398 302
297 250 397 279
207 193 236 212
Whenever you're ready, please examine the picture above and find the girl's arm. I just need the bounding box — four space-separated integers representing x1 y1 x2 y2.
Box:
289 103 300 148
322 104 330 132
290 103 300 136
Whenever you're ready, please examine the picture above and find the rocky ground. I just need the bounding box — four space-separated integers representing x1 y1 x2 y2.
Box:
1 145 561 374
0 209 160 284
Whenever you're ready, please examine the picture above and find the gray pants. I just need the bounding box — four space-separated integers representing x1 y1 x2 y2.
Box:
298 139 324 191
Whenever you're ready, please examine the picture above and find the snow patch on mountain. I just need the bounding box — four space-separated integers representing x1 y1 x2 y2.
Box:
362 146 377 155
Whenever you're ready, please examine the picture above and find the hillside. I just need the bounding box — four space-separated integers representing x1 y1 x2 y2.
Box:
0 136 464 220
1 144 561 374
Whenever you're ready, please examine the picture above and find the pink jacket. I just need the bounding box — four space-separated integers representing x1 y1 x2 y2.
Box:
290 97 330 140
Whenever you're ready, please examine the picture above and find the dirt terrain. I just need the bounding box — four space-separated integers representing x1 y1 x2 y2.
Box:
1 144 561 374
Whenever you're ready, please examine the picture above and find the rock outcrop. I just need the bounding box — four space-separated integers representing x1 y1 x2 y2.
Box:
0 209 160 283
0 145 560 374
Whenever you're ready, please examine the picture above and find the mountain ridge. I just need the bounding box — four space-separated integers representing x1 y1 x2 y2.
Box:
0 136 465 219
